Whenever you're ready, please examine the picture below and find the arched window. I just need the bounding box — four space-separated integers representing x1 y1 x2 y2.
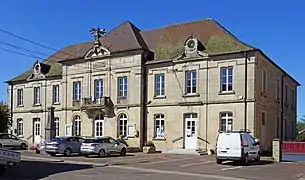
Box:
118 114 128 138
73 115 81 136
220 112 233 131
95 113 104 137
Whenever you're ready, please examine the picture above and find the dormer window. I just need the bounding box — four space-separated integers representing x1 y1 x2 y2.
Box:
34 64 40 74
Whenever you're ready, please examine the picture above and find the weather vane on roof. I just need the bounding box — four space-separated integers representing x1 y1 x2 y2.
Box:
90 28 106 55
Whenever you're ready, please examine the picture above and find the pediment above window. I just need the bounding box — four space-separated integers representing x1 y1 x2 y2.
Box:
84 46 110 59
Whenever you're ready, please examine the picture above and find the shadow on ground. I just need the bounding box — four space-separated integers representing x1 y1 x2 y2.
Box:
223 160 274 166
3 160 93 180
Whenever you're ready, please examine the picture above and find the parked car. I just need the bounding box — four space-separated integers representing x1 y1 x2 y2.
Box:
0 133 28 150
0 148 20 175
81 136 127 157
215 130 260 165
45 136 84 157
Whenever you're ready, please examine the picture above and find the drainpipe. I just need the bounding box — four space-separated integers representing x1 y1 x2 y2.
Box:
10 84 13 134
280 75 285 140
205 58 209 152
244 52 248 131
65 65 68 130
44 80 47 141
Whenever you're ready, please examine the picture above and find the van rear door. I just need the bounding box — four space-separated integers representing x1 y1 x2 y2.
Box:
217 133 241 158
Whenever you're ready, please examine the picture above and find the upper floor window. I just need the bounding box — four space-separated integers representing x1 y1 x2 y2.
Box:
17 118 23 137
276 79 280 100
33 87 40 105
220 112 233 131
94 79 104 99
285 85 288 104
73 81 81 101
53 85 60 104
221 67 233 92
155 114 165 138
155 74 165 97
17 89 23 106
118 76 128 98
262 70 267 94
185 70 197 94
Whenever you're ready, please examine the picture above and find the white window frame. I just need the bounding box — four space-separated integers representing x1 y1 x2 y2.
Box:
155 73 165 97
118 77 128 98
155 114 165 139
54 117 60 137
17 88 23 106
185 70 197 94
118 114 128 138
34 86 41 105
94 113 104 137
17 118 23 137
53 85 60 104
73 115 81 136
73 81 81 101
95 79 104 99
220 112 233 131
262 70 267 94
221 67 233 92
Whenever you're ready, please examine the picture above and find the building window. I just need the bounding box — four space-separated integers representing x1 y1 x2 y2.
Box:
33 87 41 105
185 70 197 94
155 114 165 138
262 70 267 94
94 113 104 137
17 118 23 137
118 77 128 98
73 81 81 101
221 67 233 92
34 118 41 136
285 85 288 104
276 79 279 100
53 85 60 104
73 115 81 136
94 79 104 100
220 112 233 131
17 89 23 106
155 74 165 97
262 112 266 126
118 113 128 138
54 117 60 137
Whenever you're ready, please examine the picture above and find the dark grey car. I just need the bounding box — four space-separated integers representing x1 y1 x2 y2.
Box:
44 136 84 156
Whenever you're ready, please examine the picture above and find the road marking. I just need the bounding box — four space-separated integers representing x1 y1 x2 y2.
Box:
221 166 242 171
140 157 194 165
111 165 248 180
180 160 214 167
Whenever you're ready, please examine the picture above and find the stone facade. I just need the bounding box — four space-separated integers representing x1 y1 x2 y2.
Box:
6 19 299 152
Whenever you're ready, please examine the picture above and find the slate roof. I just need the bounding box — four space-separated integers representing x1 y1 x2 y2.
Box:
5 18 285 84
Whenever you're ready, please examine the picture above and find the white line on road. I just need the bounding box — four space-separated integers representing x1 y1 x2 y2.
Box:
221 166 242 171
180 160 214 167
111 165 248 180
140 157 194 165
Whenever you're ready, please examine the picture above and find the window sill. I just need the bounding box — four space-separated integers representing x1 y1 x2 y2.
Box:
33 104 41 107
182 93 200 98
153 95 166 99
153 137 166 141
219 91 235 95
127 135 135 138
17 105 24 108
53 102 60 105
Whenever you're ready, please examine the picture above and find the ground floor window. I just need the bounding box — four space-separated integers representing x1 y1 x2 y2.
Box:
54 117 60 137
73 115 81 136
17 118 23 136
33 118 41 136
95 113 104 137
118 113 128 138
220 112 233 131
155 114 165 138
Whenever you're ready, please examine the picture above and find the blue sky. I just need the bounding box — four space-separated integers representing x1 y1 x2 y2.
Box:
0 0 304 119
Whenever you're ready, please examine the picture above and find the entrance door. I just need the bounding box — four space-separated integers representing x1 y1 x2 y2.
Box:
34 118 41 145
94 113 104 137
185 117 197 149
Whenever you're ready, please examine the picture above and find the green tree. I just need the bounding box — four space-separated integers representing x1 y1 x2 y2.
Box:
0 101 11 133
296 115 305 141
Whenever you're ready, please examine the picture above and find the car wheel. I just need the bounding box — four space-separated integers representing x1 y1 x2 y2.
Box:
255 152 261 162
216 159 222 165
63 148 72 157
120 148 127 156
20 143 27 150
98 149 106 157
242 154 249 166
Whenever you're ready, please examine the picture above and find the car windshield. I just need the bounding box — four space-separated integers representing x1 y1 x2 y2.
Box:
83 139 101 143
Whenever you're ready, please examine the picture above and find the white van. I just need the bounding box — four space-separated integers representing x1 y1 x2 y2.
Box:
215 130 260 165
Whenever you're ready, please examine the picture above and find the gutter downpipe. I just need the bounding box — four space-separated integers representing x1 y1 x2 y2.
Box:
244 52 248 131
280 75 285 140
205 57 209 152
10 84 13 134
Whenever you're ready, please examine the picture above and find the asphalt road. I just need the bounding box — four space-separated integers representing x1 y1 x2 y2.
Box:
2 152 305 180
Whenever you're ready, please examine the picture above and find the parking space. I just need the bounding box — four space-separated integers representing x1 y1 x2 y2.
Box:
19 151 305 180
